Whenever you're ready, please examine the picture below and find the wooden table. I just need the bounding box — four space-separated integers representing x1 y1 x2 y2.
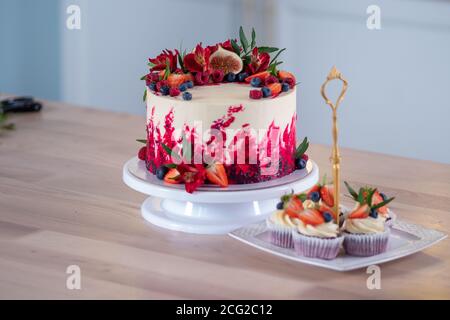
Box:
0 96 449 299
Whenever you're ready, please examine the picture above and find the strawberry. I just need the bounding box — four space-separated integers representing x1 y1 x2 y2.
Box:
245 71 270 83
164 168 181 184
284 197 304 218
320 185 334 207
267 83 282 96
167 73 191 88
278 70 296 88
298 208 324 226
206 163 228 188
372 191 388 214
138 146 146 161
348 204 370 219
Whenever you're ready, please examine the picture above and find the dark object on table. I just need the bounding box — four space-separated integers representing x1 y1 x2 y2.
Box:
1 96 42 113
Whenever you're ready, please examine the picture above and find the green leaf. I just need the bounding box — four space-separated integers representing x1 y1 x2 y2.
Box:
143 89 147 102
164 163 177 169
162 143 173 156
148 61 155 68
322 173 327 186
258 46 279 53
270 48 286 64
136 139 147 144
296 193 307 202
239 26 249 53
230 39 241 56
372 197 395 210
366 188 377 207
251 27 256 49
140 74 147 81
280 194 292 203
294 137 309 158
163 58 170 80
357 188 364 205
344 181 358 200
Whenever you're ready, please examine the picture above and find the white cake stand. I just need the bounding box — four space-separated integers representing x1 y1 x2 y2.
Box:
123 157 319 234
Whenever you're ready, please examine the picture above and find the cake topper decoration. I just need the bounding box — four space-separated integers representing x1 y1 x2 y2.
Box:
320 66 348 224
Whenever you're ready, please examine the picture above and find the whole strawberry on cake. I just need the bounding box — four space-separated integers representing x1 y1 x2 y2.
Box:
137 27 307 193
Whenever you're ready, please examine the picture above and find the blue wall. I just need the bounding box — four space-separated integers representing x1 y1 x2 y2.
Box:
1 0 449 163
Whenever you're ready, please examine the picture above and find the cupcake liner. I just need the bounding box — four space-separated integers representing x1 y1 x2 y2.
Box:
266 219 294 248
343 229 390 257
291 230 343 260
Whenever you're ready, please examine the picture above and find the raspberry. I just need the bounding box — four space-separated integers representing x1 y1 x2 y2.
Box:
169 87 181 97
211 70 225 83
195 71 210 85
265 75 279 86
301 153 309 161
249 89 262 99
138 146 147 160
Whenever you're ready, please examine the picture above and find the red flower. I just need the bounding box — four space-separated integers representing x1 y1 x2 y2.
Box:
246 47 270 75
183 43 211 73
176 164 207 193
149 49 178 72
207 39 236 54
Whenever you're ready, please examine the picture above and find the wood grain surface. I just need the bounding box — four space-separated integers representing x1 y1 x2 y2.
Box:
0 95 449 299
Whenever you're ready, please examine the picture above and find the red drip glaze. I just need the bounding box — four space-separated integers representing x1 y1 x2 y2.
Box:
146 105 297 184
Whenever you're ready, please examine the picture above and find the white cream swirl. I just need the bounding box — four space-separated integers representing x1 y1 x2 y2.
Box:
296 221 339 238
270 210 299 228
343 216 385 234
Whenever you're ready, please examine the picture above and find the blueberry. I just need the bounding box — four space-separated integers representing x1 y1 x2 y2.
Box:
276 202 284 210
281 82 290 92
160 85 170 96
179 83 188 92
323 212 333 222
185 81 194 88
261 87 272 98
225 72 236 82
369 209 378 218
182 91 192 101
156 166 168 180
295 158 307 170
309 191 320 202
380 192 388 201
148 82 156 91
237 72 248 82
250 77 262 87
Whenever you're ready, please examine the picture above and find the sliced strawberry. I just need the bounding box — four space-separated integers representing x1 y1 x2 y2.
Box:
319 203 336 220
167 73 188 88
284 197 304 218
245 71 270 83
372 191 388 214
348 204 370 219
267 83 282 96
320 185 334 207
164 168 181 184
278 70 296 88
206 163 228 188
298 208 324 226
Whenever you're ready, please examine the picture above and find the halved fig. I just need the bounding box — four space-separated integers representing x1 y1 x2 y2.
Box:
209 46 243 75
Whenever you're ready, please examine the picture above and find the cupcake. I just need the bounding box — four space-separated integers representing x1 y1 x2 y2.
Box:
344 182 395 227
266 194 303 248
291 197 343 260
342 203 390 256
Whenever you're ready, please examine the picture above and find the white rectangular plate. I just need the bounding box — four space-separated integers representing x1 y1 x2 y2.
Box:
229 220 447 271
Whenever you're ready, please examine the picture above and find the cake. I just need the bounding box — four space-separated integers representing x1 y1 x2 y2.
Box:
341 183 395 256
137 27 308 193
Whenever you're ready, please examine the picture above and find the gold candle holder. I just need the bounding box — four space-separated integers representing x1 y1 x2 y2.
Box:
320 66 348 225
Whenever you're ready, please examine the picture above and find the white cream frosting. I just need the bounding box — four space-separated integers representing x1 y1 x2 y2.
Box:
343 216 385 234
270 210 299 228
296 220 339 238
146 83 297 145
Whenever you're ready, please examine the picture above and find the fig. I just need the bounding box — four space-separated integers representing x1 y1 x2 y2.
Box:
209 46 243 75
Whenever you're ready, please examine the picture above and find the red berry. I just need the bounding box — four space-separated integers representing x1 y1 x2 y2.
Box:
211 70 225 83
156 80 169 92
301 153 309 161
265 75 279 86
169 87 181 97
138 146 147 160
150 72 160 82
194 71 211 85
249 89 262 99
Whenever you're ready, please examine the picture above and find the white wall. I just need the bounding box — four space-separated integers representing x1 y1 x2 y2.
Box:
1 0 449 163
